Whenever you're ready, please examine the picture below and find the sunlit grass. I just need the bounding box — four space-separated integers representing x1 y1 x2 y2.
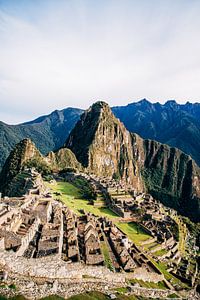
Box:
116 222 151 244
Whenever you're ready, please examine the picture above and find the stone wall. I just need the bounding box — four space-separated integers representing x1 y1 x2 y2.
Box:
16 217 40 257
58 210 64 255
0 250 125 283
130 267 164 282
0 237 5 250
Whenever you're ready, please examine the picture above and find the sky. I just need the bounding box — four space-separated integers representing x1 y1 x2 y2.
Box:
0 0 200 124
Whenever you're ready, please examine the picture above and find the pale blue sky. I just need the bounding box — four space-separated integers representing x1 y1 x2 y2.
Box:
0 0 200 123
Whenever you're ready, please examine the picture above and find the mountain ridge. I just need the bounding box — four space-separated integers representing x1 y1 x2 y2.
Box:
0 99 200 172
65 102 200 221
1 101 200 222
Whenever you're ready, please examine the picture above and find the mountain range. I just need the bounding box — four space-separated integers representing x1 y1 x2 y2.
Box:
1 101 200 222
1 99 200 173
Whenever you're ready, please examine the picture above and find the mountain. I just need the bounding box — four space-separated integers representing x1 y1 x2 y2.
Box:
1 99 200 173
0 139 44 195
65 101 143 191
0 107 83 171
112 99 200 166
0 138 81 195
65 101 200 222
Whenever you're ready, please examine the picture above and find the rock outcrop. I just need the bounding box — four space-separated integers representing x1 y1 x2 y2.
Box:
0 139 81 195
65 102 143 190
46 148 82 172
0 139 44 193
65 102 200 221
132 133 200 220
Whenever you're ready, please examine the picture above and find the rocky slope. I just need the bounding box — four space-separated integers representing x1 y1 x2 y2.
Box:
132 134 200 219
46 148 82 172
0 138 81 194
66 102 200 221
65 102 144 190
0 139 44 194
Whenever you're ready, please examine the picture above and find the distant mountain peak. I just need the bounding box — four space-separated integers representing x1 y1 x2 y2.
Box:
165 100 177 106
138 98 151 104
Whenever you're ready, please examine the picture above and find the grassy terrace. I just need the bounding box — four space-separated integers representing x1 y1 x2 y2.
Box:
46 181 119 219
115 222 150 244
45 181 151 244
45 180 188 288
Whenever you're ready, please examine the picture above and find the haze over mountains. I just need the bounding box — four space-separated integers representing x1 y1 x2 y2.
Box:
0 99 200 173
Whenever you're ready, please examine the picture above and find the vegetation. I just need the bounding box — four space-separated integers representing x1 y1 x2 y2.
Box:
46 181 119 219
25 158 51 175
115 222 151 244
0 108 82 172
67 291 145 300
100 241 114 271
72 177 96 200
46 181 153 247
128 279 167 290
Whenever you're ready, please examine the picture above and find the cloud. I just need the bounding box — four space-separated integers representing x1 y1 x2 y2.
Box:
0 0 200 123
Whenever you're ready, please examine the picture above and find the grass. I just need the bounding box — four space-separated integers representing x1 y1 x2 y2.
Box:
152 248 169 257
150 259 189 289
143 241 157 251
46 181 154 247
46 181 119 219
100 241 114 271
128 279 167 289
174 216 187 255
115 222 151 244
168 294 180 298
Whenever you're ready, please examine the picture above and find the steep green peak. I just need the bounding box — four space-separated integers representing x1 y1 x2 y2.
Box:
0 138 43 194
81 101 112 122
15 138 42 161
65 101 121 168
89 101 110 111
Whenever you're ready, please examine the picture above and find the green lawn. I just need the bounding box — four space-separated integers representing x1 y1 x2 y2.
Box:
128 279 167 290
153 248 169 257
100 241 114 271
46 181 119 219
46 181 152 247
115 222 151 244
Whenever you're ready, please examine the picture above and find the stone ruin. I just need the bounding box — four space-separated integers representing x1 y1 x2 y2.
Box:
0 188 165 284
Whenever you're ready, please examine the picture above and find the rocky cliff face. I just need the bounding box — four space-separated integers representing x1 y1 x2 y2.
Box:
46 148 82 172
65 102 200 221
131 134 200 219
65 102 144 190
0 138 43 193
0 138 81 195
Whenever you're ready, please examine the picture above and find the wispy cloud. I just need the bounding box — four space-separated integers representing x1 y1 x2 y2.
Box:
0 0 200 123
